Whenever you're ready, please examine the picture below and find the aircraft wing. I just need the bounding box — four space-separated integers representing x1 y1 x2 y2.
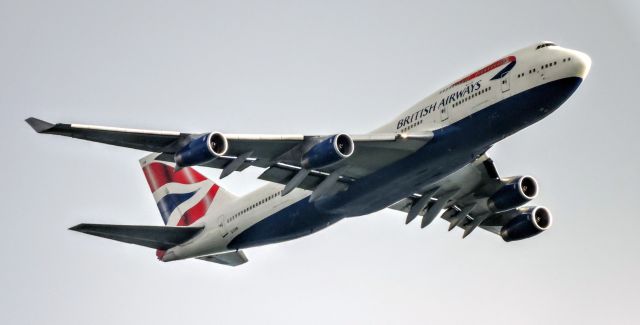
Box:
386 155 526 238
69 223 204 250
26 117 432 182
25 117 187 152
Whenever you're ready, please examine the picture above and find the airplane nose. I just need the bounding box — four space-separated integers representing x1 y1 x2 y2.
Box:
569 50 591 79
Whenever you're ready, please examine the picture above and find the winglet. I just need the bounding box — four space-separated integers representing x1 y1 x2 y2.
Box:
25 117 55 133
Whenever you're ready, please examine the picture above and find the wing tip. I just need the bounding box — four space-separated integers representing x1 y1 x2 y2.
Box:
25 117 54 133
68 224 86 232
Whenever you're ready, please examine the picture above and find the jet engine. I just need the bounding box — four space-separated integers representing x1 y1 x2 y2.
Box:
488 176 538 212
500 206 552 242
174 132 228 167
301 134 354 169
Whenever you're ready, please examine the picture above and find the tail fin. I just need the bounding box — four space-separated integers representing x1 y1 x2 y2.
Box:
140 153 237 226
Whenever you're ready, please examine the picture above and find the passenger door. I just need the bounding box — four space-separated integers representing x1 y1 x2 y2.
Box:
440 106 449 122
501 75 510 93
217 214 227 238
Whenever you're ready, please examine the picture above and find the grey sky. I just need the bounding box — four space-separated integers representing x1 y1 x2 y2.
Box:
1 0 639 324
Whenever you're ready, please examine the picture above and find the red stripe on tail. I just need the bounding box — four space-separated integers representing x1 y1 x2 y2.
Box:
176 184 220 226
142 162 209 192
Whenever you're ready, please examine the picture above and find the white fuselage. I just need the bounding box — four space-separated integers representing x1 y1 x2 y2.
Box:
373 44 590 134
162 42 591 262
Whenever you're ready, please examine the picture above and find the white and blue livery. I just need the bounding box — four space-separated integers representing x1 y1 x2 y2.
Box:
27 42 591 266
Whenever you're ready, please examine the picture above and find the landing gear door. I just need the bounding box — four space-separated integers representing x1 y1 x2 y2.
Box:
501 74 510 93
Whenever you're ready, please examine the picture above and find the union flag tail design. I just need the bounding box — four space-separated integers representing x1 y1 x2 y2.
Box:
140 153 237 226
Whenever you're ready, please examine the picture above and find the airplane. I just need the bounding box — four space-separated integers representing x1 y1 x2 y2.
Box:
27 41 591 266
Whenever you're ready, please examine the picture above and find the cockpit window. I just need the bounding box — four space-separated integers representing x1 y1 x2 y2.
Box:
536 42 556 50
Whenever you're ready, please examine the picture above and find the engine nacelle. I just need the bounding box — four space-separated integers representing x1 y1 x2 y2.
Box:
301 134 354 169
500 206 552 242
174 132 228 167
488 176 538 212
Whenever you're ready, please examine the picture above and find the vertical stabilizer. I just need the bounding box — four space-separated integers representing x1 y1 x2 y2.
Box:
140 153 237 226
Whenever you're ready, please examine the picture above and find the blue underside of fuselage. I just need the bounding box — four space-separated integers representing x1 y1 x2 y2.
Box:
228 76 583 250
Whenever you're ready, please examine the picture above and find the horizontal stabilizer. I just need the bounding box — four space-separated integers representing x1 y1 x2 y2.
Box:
198 250 248 266
69 224 203 250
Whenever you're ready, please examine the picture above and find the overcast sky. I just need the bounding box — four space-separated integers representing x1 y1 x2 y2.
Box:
1 1 639 324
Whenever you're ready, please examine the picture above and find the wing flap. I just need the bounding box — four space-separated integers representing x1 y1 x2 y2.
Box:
386 154 509 235
154 153 255 172
258 164 326 191
258 162 354 191
69 224 203 250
